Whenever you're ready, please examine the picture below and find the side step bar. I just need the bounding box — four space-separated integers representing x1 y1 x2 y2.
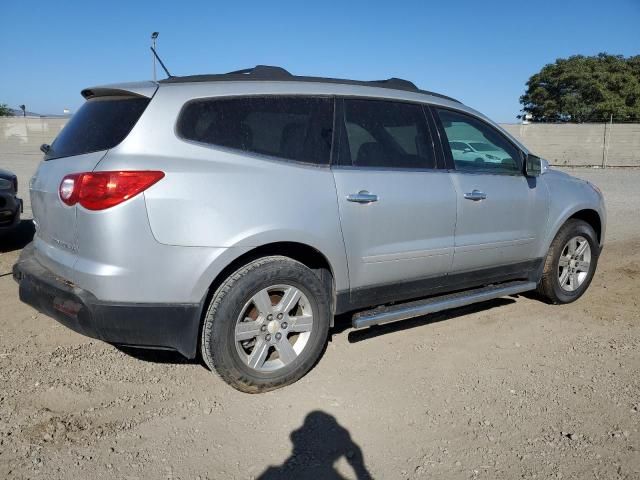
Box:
352 280 536 329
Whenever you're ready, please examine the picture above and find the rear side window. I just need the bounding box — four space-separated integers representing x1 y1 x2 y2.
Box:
341 99 436 169
177 96 334 165
47 96 149 160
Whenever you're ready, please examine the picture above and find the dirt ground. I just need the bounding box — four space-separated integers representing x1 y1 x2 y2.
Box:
0 167 639 479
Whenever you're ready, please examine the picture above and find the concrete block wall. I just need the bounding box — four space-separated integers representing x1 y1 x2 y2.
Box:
605 124 640 166
501 123 640 167
0 118 67 217
0 117 67 157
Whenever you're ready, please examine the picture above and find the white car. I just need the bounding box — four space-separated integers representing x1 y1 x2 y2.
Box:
449 140 512 163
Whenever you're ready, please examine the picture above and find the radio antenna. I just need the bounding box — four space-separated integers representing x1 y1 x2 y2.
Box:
150 46 172 79
150 32 172 80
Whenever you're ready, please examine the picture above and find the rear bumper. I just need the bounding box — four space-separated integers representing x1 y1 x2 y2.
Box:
13 243 202 358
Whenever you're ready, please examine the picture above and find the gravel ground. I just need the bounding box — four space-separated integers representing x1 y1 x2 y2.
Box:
0 166 639 479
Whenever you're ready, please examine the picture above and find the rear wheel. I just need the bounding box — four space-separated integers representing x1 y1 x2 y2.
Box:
538 219 599 304
201 256 331 393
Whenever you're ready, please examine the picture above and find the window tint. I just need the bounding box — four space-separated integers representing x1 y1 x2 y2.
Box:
178 96 334 165
436 109 521 174
342 99 435 169
450 141 470 151
469 142 496 152
47 96 149 160
344 122 375 161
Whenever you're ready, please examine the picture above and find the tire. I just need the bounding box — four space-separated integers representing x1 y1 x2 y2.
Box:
201 256 331 393
537 219 599 304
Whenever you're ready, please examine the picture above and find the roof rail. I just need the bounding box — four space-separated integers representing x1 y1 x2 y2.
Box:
159 65 460 103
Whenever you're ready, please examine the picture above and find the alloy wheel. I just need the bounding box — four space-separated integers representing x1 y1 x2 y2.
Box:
557 235 592 292
234 284 314 372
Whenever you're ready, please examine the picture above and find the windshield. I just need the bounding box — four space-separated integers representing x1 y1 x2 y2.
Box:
46 96 149 160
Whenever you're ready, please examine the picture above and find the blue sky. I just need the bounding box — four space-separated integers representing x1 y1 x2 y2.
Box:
1 0 638 122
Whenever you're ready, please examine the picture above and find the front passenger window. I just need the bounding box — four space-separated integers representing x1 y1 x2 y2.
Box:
436 109 521 174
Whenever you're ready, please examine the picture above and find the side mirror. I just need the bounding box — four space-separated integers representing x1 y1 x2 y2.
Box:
40 143 51 154
525 153 541 177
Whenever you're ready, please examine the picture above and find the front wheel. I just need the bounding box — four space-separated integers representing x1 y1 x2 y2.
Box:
201 256 331 393
537 219 600 304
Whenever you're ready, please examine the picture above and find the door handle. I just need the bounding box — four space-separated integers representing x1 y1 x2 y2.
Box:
347 191 378 204
463 189 487 201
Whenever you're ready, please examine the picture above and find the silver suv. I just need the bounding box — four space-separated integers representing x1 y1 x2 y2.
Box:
13 66 606 392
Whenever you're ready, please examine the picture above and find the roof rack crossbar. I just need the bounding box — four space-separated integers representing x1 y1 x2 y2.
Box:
226 68 254 75
370 77 419 90
226 65 292 79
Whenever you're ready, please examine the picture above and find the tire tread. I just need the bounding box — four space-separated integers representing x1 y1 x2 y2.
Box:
537 219 598 304
201 256 329 393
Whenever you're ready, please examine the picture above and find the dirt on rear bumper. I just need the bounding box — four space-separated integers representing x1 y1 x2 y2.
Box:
13 243 202 358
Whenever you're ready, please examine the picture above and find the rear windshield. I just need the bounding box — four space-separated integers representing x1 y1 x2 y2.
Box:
46 96 149 160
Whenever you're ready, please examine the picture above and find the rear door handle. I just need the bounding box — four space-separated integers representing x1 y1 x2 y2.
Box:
347 191 378 204
463 189 487 201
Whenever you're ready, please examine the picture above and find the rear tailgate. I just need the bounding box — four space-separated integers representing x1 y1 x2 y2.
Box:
31 152 107 279
30 83 156 281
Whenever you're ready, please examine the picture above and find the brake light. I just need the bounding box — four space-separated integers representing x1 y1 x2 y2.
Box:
59 171 165 210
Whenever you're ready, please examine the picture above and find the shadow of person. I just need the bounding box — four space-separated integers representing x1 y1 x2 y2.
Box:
258 410 373 480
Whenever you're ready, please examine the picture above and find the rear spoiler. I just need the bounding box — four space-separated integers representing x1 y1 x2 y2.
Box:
81 81 158 100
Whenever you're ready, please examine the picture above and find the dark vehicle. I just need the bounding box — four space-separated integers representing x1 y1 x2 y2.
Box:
0 168 22 234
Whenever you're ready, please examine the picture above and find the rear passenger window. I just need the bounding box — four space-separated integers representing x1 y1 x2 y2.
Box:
177 96 334 165
342 99 435 169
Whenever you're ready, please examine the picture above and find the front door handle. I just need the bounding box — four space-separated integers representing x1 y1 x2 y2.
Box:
347 191 378 204
463 189 487 201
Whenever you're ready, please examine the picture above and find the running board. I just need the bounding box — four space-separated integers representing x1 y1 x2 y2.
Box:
351 280 536 329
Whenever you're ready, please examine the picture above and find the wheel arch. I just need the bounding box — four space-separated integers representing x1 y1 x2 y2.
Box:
199 242 339 334
543 207 604 259
568 209 602 244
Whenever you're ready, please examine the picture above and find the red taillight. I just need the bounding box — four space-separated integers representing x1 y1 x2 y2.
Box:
59 171 165 210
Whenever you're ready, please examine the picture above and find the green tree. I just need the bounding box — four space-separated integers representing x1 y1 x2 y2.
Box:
0 103 13 117
519 53 640 122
